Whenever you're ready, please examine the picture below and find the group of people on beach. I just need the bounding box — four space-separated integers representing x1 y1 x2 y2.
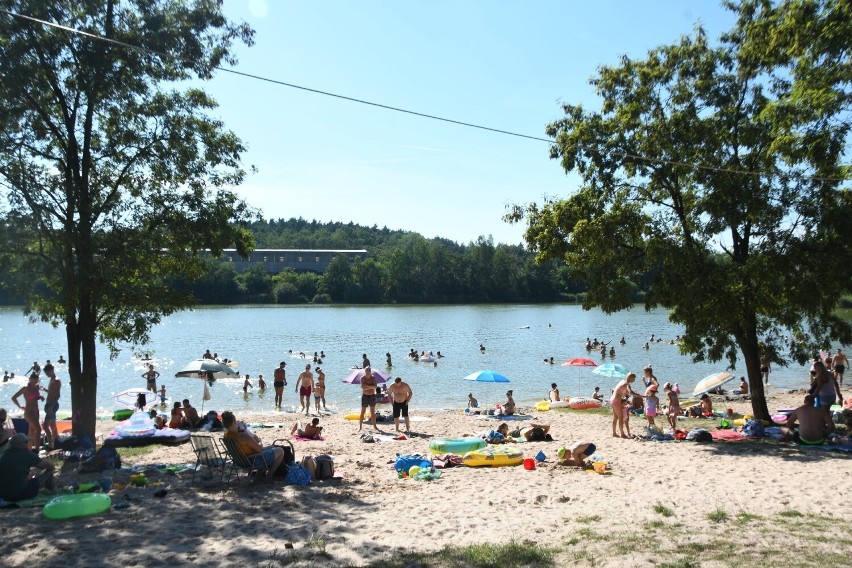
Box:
5 361 62 451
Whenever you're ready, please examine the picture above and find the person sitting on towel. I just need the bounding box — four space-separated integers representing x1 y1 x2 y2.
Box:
291 417 323 439
484 423 510 444
0 434 55 501
784 394 834 445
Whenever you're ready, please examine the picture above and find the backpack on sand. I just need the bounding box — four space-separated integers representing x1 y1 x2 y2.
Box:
315 455 335 480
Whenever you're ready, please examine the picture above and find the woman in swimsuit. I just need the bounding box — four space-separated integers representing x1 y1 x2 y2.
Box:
11 374 44 450
610 372 642 438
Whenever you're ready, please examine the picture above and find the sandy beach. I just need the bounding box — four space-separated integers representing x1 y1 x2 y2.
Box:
2 391 851 567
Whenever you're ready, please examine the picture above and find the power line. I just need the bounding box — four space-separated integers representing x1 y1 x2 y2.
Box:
2 7 849 183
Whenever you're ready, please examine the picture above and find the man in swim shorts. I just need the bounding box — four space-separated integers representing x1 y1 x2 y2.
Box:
387 377 413 434
784 394 834 445
358 367 378 431
296 364 314 416
41 363 61 450
832 349 848 386
273 361 287 408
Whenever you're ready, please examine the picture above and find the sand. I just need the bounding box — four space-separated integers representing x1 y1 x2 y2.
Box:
2 391 851 567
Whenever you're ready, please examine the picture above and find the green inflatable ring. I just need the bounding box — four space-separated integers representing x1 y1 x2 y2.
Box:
112 409 133 421
43 493 112 520
429 437 486 455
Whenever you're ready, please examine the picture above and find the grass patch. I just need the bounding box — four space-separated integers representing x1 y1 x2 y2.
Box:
573 527 605 541
643 519 669 530
575 514 602 524
367 541 555 568
653 503 674 517
707 508 729 523
778 509 804 518
735 512 763 524
658 558 700 568
117 446 155 459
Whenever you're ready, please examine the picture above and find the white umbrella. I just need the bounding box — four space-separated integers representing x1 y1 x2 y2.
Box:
174 358 239 379
692 372 735 397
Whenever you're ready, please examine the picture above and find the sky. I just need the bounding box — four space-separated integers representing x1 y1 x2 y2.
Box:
200 1 738 246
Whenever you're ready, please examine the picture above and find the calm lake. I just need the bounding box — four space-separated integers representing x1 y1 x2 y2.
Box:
0 304 811 417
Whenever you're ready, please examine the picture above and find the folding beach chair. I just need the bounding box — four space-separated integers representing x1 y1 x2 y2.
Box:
189 434 228 483
219 437 273 485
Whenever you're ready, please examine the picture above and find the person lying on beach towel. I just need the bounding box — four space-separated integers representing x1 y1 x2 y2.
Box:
291 417 323 440
509 423 553 442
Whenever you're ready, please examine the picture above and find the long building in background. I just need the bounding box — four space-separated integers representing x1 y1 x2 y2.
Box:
217 249 368 274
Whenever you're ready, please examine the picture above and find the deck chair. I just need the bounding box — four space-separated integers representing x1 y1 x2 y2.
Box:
189 434 228 483
219 437 274 484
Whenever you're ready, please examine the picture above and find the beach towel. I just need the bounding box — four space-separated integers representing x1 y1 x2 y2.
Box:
710 430 755 441
293 435 325 442
475 414 532 421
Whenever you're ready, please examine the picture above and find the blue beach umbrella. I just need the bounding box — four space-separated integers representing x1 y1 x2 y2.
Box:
463 370 511 383
592 363 629 379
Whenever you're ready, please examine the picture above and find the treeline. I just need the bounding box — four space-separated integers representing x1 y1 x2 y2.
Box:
174 218 584 304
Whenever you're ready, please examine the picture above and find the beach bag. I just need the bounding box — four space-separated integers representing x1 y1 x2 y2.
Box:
315 455 335 480
79 445 121 473
742 419 765 437
686 429 713 443
285 463 312 485
394 453 430 473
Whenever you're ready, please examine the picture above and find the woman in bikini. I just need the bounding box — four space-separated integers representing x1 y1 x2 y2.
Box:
610 372 642 438
11 374 44 450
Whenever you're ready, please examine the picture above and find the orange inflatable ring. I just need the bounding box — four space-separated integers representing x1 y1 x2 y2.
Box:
568 397 602 410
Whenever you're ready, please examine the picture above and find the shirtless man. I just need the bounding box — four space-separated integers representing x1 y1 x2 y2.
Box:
295 364 314 416
785 394 834 445
358 367 378 431
387 377 413 434
41 364 61 450
291 417 323 439
314 367 327 413
142 364 159 393
832 349 849 386
512 423 551 442
273 362 287 408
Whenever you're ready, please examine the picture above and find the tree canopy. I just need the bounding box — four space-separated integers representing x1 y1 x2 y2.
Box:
0 0 256 438
507 0 852 419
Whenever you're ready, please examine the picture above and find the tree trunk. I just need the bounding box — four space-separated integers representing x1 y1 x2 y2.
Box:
67 307 99 442
741 340 770 421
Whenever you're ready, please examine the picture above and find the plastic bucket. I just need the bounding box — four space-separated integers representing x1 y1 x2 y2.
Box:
523 458 536 470
592 461 606 474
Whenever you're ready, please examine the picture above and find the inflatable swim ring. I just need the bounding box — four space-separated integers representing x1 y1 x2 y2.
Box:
535 401 551 412
771 414 789 424
344 414 361 421
568 397 602 410
429 437 486 455
463 446 524 467
112 409 133 421
549 400 570 408
421 355 436 363
43 493 112 520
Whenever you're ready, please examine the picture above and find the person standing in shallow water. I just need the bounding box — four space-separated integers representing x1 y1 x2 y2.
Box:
273 362 286 408
296 364 314 416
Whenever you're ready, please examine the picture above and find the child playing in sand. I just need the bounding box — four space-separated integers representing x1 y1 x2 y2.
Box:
644 384 659 429
664 383 681 430
467 393 479 408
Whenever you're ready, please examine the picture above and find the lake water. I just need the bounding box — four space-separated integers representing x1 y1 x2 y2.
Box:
0 304 811 417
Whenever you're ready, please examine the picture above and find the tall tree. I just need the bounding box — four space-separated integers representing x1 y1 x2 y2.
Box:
0 1 256 439
507 0 851 420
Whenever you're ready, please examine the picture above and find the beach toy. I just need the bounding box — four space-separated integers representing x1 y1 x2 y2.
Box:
462 446 524 468
408 465 422 477
719 419 731 429
129 474 149 487
771 414 789 424
592 461 607 474
557 447 567 461
535 450 546 462
535 401 551 412
548 400 570 408
112 409 133 421
523 458 536 470
344 414 361 421
568 397 603 410
429 437 486 455
43 493 112 520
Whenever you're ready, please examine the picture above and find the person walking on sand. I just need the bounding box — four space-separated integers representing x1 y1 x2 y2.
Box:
358 366 378 431
387 377 413 434
610 372 643 438
832 349 848 386
41 363 61 450
273 362 287 408
296 364 314 416
760 355 771 385
142 363 159 393
314 367 327 413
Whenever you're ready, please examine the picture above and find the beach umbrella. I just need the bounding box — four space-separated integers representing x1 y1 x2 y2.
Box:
342 368 391 384
592 363 629 379
463 370 511 383
114 388 159 410
174 358 239 379
562 358 599 395
561 358 598 367
692 371 735 397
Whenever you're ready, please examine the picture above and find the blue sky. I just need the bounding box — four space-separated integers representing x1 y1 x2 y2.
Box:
204 1 737 245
